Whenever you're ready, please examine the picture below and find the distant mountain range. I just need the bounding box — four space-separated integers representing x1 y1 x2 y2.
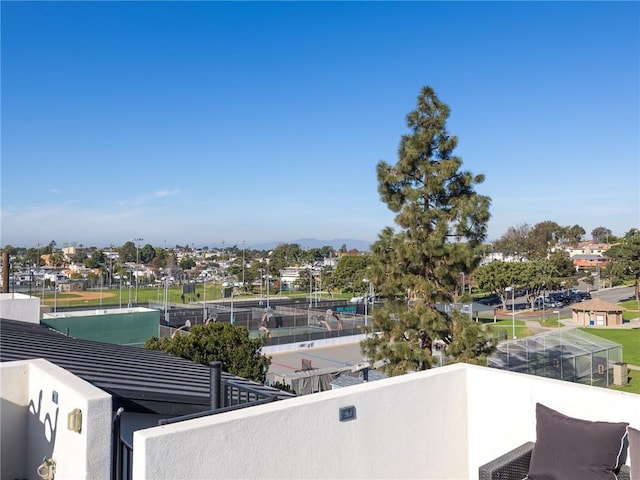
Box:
252 238 373 251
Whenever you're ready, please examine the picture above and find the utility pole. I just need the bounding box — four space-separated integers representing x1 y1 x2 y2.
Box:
132 237 143 304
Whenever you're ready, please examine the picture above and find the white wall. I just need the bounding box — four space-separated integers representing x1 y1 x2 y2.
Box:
0 292 40 323
261 333 368 354
134 365 470 480
0 361 29 479
465 364 640 478
6 360 631 479
0 359 112 480
134 363 640 480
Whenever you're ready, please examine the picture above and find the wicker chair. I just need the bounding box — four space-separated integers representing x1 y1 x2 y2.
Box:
478 442 631 480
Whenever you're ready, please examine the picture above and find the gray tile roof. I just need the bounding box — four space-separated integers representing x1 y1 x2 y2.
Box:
0 318 291 415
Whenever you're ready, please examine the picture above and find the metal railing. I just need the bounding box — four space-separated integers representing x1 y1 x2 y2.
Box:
111 375 281 480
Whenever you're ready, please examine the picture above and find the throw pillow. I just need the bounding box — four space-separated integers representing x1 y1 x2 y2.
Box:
527 403 629 480
630 427 640 480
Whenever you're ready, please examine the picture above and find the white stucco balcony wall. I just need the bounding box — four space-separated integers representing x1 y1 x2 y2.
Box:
134 363 639 480
134 365 470 479
0 359 112 480
0 292 40 323
3 360 636 480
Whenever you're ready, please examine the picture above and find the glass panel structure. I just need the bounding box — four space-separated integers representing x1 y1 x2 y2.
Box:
487 329 623 387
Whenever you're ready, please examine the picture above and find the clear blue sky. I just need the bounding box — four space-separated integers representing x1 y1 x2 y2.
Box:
2 1 638 249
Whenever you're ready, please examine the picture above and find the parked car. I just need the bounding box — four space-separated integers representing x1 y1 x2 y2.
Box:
534 297 559 310
568 293 583 303
478 295 501 306
549 292 569 306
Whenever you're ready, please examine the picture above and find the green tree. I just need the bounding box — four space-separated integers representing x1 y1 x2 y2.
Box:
119 241 137 263
591 226 613 244
294 268 312 292
495 221 587 259
179 255 195 270
605 229 640 301
547 250 577 287
308 247 333 262
84 250 105 269
2 245 18 257
493 224 533 258
140 244 156 264
528 221 563 258
145 322 271 383
520 259 560 309
71 249 88 264
41 241 56 255
23 247 41 267
268 243 308 272
560 224 586 245
330 254 371 293
361 86 493 374
48 251 65 267
474 261 525 310
320 265 335 296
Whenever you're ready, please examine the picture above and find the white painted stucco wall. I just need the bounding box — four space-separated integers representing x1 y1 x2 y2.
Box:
134 365 470 480
1 361 30 479
0 359 112 480
134 363 639 480
0 292 40 323
3 360 635 480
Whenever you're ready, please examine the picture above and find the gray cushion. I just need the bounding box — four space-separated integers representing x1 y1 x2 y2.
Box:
528 403 629 480
630 427 640 480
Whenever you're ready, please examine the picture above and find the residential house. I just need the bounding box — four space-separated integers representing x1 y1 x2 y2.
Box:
567 241 612 270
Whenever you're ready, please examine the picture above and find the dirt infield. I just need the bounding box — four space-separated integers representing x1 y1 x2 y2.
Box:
58 291 116 300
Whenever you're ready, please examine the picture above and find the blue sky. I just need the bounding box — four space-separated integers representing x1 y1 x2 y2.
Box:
2 1 638 250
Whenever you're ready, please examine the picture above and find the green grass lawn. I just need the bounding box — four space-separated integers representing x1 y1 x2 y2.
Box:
610 369 640 395
619 299 639 310
580 328 640 366
39 285 339 308
480 318 532 339
619 299 639 321
41 285 222 307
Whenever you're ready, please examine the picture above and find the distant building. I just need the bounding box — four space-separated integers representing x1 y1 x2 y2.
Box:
571 298 624 327
566 241 612 258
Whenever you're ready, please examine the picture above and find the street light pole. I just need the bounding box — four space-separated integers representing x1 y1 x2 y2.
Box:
512 286 516 339
553 310 560 329
220 241 225 303
230 290 234 324
241 240 245 294
203 276 207 323
54 277 58 313
128 270 133 308
363 279 371 327
309 268 313 308
132 237 143 304
506 285 516 339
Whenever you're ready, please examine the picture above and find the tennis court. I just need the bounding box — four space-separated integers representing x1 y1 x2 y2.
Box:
249 324 327 339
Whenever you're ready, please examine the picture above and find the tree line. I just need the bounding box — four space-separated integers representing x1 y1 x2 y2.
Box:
3 86 639 381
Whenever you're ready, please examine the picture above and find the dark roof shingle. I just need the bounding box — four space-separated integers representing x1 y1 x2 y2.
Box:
0 318 290 415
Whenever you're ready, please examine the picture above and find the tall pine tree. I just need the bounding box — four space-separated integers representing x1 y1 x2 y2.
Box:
605 228 640 301
361 86 493 375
